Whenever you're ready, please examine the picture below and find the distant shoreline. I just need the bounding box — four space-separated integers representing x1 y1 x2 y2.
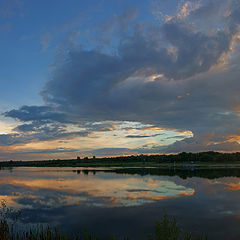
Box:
1 151 240 168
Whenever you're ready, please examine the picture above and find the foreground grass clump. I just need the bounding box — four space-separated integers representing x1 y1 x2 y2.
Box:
0 200 206 240
148 214 207 240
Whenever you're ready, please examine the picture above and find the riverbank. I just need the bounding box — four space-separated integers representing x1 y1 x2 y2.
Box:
1 159 240 168
1 151 240 168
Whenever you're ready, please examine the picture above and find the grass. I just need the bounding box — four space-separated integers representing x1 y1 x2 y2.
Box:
0 200 207 240
148 214 207 240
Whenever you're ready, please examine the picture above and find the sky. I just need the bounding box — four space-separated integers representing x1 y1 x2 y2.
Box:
0 0 240 160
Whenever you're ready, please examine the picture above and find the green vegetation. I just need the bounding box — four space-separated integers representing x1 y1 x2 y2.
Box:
1 151 240 168
0 200 206 240
149 214 206 240
0 200 20 240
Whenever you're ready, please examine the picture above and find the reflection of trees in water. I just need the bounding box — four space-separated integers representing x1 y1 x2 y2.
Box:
73 167 240 179
74 169 96 175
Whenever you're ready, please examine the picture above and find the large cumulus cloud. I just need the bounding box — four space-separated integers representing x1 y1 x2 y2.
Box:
3 0 240 153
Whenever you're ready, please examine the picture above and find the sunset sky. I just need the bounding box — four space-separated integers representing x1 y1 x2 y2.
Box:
0 0 240 160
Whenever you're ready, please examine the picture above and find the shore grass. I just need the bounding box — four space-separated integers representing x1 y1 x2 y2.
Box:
0 218 207 240
0 200 206 240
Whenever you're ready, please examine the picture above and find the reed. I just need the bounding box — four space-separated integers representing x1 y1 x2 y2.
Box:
0 200 206 240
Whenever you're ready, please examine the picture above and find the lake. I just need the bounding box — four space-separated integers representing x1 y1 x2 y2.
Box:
0 166 240 239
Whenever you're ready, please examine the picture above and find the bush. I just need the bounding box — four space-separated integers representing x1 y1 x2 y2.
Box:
148 214 207 240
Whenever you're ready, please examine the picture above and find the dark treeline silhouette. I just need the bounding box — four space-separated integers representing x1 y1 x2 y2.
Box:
1 151 240 168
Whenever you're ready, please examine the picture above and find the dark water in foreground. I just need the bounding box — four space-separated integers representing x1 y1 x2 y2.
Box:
1 167 240 239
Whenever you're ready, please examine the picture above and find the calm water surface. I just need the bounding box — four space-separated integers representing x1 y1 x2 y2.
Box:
1 167 240 239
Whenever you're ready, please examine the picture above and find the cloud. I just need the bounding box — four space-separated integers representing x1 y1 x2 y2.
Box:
164 133 240 153
3 0 240 155
4 105 69 123
99 8 138 34
87 148 136 156
126 133 163 138
85 122 118 132
0 133 24 146
0 115 90 146
17 148 79 154
0 130 89 146
38 0 238 125
87 145 169 156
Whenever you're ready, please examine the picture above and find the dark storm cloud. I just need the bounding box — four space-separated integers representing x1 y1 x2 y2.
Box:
38 0 237 124
164 135 240 153
161 21 230 79
3 0 240 152
227 0 240 33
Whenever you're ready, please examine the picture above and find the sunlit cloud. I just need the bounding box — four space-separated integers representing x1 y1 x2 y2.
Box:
0 120 16 134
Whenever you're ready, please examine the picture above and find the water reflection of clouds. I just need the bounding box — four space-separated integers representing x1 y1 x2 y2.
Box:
203 178 240 192
0 168 194 208
2 168 240 239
